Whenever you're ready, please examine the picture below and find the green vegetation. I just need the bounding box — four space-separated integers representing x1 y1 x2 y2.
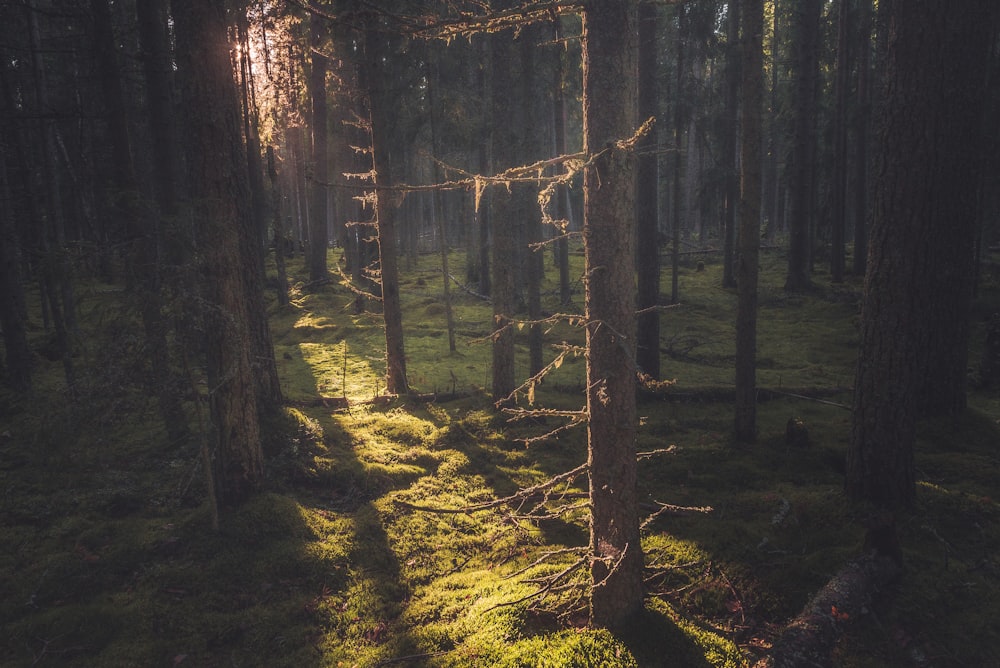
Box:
2 247 999 666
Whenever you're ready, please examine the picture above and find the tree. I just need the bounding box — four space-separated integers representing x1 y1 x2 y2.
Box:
172 0 270 510
720 0 740 290
734 0 763 443
489 18 517 405
363 13 408 395
846 0 997 510
0 136 30 392
308 8 329 283
635 1 661 380
581 0 643 630
784 0 822 292
829 0 850 283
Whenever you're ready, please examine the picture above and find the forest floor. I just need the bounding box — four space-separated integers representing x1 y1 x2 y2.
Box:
2 245 1000 667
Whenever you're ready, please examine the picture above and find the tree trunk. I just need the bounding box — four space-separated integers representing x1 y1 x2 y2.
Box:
582 0 644 630
0 139 31 391
489 23 517 405
829 0 850 283
308 11 329 283
784 0 822 292
635 1 661 380
92 0 190 442
173 0 267 509
720 0 740 290
851 0 872 277
735 0 762 444
670 6 685 306
426 55 456 353
847 0 997 509
363 17 408 395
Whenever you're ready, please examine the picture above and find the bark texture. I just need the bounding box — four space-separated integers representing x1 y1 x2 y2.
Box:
582 0 643 630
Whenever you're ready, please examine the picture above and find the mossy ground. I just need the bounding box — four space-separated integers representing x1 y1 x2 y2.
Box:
2 245 999 666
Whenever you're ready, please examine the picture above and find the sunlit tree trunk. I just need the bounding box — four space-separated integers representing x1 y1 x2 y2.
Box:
735 0 763 443
582 0 643 630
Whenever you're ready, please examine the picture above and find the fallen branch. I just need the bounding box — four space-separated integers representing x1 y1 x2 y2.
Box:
753 551 900 668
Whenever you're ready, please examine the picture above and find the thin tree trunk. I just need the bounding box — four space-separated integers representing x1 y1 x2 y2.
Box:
636 1 661 380
268 146 290 307
93 0 190 441
721 0 740 290
735 0 763 443
426 56 456 353
363 18 408 395
851 0 872 277
308 12 328 282
830 0 850 283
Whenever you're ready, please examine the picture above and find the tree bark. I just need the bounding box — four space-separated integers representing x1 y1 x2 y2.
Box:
635 1 661 380
308 10 329 283
829 0 850 283
92 0 190 442
735 0 762 444
173 0 267 509
784 0 822 292
582 0 644 630
755 553 899 668
0 137 31 391
847 0 997 509
363 16 408 395
489 22 517 405
720 0 740 290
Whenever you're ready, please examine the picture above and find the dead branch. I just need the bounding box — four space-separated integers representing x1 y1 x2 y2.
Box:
753 552 900 668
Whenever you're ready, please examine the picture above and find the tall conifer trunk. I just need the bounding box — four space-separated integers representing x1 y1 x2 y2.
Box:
582 0 643 630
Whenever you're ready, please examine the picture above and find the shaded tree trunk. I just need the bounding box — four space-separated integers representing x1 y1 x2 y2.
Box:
829 0 850 283
0 137 31 391
308 11 329 282
721 0 740 290
173 0 268 509
847 0 996 509
635 1 660 380
582 0 643 630
784 0 822 292
851 0 872 277
735 0 763 443
92 0 190 442
489 24 517 405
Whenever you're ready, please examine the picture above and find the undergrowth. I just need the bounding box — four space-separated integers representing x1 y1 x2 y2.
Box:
1 246 999 666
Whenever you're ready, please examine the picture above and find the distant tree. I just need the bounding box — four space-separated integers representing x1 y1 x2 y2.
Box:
173 0 270 510
784 0 822 292
847 0 997 509
829 0 850 283
582 0 643 630
635 0 661 380
489 18 517 405
0 140 30 392
307 7 329 282
851 0 872 277
735 0 763 443
363 13 408 395
91 0 190 442
720 0 740 290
